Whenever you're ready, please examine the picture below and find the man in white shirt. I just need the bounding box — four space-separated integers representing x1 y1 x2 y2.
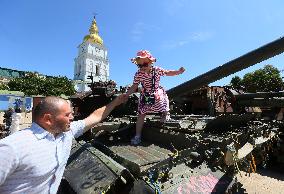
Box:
0 95 126 194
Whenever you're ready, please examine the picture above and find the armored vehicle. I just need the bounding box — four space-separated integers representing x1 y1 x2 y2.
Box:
60 37 284 194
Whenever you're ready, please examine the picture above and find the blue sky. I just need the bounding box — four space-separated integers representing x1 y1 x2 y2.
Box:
0 0 283 90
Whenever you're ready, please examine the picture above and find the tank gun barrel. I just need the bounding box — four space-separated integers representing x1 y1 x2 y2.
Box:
236 98 284 107
167 37 284 98
234 91 284 100
234 91 284 107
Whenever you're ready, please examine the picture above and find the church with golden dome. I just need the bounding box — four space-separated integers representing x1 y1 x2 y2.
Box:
74 17 109 92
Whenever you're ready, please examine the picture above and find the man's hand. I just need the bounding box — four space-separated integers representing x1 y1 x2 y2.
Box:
112 94 128 106
83 94 129 132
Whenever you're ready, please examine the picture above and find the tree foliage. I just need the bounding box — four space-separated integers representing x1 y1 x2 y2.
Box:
8 73 76 96
230 65 284 92
230 76 242 90
0 83 9 90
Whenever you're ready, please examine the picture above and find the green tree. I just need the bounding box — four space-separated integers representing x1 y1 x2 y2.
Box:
0 83 9 90
8 73 76 96
230 65 284 92
8 73 43 96
230 76 242 89
41 76 76 96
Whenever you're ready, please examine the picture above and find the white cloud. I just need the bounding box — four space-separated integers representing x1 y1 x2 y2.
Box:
190 31 213 41
130 22 161 42
163 0 187 16
161 40 189 50
161 31 213 50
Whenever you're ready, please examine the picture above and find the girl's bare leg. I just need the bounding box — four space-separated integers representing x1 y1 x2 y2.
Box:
160 111 170 123
136 113 146 137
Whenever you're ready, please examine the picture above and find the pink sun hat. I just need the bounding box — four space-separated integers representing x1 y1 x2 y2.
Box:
131 50 157 64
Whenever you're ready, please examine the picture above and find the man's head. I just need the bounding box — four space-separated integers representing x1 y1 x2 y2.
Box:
33 96 74 136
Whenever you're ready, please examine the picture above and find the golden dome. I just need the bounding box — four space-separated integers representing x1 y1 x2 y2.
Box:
83 18 103 45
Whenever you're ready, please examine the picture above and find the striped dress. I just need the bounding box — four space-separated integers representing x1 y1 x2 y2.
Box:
133 66 170 114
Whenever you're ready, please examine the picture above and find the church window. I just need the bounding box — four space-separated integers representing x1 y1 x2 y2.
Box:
77 64 81 74
89 62 93 72
96 65 100 76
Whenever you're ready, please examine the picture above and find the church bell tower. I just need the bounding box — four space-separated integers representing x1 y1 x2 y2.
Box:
74 17 109 92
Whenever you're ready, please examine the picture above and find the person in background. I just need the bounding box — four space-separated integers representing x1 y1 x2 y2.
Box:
125 50 185 145
0 95 126 194
3 107 13 130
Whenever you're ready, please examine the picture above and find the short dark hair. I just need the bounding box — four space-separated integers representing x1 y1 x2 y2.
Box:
33 96 66 121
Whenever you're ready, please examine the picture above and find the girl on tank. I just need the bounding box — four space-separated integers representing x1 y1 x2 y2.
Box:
125 50 185 145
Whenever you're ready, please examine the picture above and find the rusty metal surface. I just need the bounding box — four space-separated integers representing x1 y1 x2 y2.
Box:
64 141 133 194
110 144 170 174
156 163 234 194
70 90 93 100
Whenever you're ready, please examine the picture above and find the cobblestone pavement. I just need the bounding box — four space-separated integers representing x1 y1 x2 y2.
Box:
237 168 284 194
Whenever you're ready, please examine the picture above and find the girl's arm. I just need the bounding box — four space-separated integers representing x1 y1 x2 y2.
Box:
165 67 185 76
126 84 139 97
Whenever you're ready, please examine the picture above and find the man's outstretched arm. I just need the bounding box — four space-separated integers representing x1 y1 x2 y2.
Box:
83 94 127 133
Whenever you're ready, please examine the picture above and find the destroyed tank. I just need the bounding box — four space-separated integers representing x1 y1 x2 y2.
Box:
59 37 284 194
